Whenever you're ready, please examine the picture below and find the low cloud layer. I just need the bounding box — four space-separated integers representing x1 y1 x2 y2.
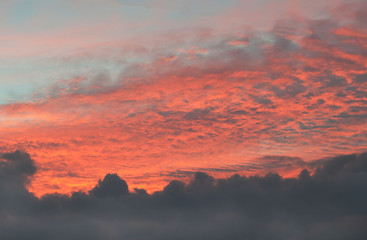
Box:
1 150 366 239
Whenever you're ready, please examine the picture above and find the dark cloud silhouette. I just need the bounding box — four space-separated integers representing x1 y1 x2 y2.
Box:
0 150 367 239
1 150 36 178
0 151 37 215
89 173 129 198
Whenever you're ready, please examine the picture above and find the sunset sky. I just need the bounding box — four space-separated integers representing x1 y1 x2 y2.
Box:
0 0 366 197
1 0 367 239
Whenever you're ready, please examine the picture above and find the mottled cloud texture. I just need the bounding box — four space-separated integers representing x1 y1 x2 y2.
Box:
0 150 366 239
0 0 366 196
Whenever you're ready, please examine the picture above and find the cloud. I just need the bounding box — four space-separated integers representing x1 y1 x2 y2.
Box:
0 0 366 196
89 173 129 198
354 73 367 83
0 150 37 215
0 150 367 239
1 150 36 179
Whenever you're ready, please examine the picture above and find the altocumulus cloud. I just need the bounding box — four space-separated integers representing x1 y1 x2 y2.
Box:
0 150 367 240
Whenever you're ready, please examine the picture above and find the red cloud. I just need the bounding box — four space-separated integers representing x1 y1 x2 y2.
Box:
1 1 366 196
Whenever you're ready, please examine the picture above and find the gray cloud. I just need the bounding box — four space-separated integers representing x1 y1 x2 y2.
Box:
89 173 129 198
353 73 367 83
0 150 367 239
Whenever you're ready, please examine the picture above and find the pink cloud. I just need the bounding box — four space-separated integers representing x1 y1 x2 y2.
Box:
0 0 366 196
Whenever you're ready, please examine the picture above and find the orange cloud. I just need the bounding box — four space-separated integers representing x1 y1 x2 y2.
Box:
1 1 366 197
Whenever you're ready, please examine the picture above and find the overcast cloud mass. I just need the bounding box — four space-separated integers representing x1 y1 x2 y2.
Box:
0 150 366 239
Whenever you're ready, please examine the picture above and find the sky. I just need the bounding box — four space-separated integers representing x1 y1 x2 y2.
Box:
0 0 367 239
0 0 367 197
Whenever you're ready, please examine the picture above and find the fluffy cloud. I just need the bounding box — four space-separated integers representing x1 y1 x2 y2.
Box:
0 150 366 239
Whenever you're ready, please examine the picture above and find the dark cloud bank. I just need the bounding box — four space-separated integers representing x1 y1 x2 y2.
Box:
1 151 367 240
